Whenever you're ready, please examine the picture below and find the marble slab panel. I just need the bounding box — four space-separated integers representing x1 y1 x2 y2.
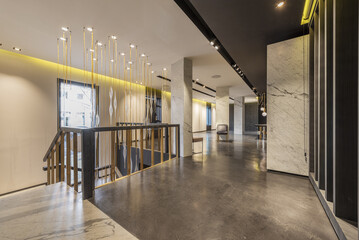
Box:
267 35 309 176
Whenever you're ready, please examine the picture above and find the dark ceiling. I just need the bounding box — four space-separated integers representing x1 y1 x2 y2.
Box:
187 0 306 93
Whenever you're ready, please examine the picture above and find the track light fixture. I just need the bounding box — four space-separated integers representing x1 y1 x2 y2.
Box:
59 37 66 41
97 42 103 46
141 53 146 57
86 27 93 32
163 68 167 71
111 35 117 40
13 47 21 51
214 45 219 50
277 1 285 8
129 43 136 48
120 52 125 56
61 27 69 32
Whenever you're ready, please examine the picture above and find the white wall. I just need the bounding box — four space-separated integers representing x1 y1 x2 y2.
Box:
211 103 216 130
192 100 207 132
0 49 145 194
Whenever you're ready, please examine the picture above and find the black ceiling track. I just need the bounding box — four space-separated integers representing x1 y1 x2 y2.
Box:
173 0 258 95
157 75 234 101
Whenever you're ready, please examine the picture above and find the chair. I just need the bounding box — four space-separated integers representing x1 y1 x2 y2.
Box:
217 124 229 141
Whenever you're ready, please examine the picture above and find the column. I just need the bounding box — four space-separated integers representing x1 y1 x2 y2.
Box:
171 58 192 157
234 97 245 134
216 87 229 140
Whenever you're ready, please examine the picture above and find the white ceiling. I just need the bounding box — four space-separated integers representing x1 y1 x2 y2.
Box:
0 0 254 98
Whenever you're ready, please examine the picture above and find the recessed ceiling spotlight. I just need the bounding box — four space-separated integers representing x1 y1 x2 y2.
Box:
110 59 114 62
59 37 66 41
129 43 136 48
214 45 219 50
210 41 214 46
13 47 21 51
262 112 267 117
93 58 96 61
147 62 152 66
140 82 143 84
151 71 155 74
87 27 93 32
203 85 206 88
97 42 103 46
277 1 285 7
126 67 131 70
89 49 94 52
232 64 237 67
163 68 167 71
141 53 146 57
195 78 199 82
61 27 69 32
128 61 133 65
120 52 125 56
111 35 117 39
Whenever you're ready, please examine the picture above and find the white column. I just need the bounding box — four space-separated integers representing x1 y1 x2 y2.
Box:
234 97 245 134
171 58 192 157
216 86 229 127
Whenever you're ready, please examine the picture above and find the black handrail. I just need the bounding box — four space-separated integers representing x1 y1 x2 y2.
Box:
43 130 61 162
43 123 180 162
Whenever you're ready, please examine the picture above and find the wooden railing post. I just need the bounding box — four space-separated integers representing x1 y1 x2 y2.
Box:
160 128 164 163
140 128 144 170
151 128 155 166
111 131 115 181
51 150 55 184
73 133 78 192
60 132 65 181
127 129 132 175
176 126 179 159
56 141 60 182
47 157 50 185
66 132 71 185
168 127 172 160
82 129 95 200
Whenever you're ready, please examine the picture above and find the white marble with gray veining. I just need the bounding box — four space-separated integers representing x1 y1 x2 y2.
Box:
171 58 193 157
234 97 245 134
0 183 137 240
267 35 309 176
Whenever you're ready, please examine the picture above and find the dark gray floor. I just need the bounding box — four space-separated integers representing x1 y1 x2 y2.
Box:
91 132 337 240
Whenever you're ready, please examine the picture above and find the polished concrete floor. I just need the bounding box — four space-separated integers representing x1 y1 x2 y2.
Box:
91 132 337 240
0 183 137 240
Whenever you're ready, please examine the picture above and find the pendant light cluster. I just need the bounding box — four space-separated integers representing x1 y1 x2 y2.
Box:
57 26 169 128
258 93 267 117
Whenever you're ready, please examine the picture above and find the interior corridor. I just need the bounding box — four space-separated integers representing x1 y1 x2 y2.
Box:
91 132 337 240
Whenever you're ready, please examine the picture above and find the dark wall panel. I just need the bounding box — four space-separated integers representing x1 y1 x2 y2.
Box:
325 0 334 202
333 0 358 222
229 103 234 131
245 102 258 132
319 0 326 190
309 25 315 173
314 11 319 181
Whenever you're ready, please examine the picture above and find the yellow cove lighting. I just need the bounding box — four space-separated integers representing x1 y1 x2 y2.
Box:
301 0 318 25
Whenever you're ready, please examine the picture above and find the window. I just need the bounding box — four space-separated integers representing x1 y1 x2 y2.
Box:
59 80 96 128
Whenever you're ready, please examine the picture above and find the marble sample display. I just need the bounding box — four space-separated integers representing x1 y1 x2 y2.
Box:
234 97 245 134
171 58 193 157
267 35 309 176
0 183 137 240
